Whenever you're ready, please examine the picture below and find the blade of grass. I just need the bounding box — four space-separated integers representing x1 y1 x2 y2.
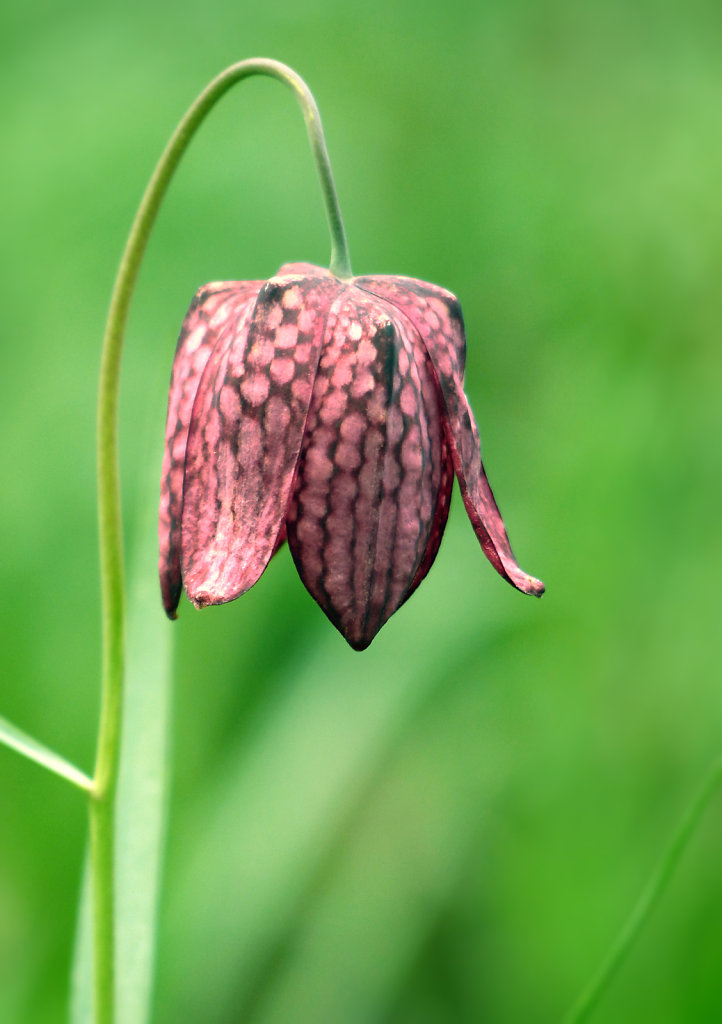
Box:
114 510 172 1024
0 714 93 791
563 755 722 1024
70 860 92 1024
71 478 172 1024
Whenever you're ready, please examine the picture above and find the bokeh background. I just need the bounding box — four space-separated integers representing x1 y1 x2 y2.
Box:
1 0 721 1020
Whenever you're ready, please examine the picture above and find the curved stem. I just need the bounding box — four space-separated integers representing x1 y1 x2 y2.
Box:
563 755 722 1024
93 59 351 1024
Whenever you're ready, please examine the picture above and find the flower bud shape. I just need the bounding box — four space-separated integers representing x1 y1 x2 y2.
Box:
159 262 543 650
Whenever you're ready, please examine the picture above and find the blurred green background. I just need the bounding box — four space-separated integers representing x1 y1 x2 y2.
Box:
1 0 721 1020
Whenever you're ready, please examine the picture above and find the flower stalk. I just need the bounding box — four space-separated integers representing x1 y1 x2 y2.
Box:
93 59 350 1024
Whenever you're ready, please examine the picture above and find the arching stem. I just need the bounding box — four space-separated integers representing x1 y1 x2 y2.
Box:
93 59 351 1024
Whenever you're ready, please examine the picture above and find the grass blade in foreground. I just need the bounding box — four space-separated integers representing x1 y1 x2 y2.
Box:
71 499 172 1024
70 862 92 1024
564 755 722 1023
0 714 92 791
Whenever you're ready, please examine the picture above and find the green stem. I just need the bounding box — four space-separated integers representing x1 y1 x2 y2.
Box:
93 59 351 1024
563 755 722 1024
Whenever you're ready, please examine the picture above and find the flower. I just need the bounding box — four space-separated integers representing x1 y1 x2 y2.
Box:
159 261 543 650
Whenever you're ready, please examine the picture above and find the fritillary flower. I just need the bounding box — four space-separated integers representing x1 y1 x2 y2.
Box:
159 261 543 650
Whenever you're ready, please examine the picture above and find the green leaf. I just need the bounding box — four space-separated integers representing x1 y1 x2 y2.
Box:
71 492 172 1024
114 522 172 1024
0 713 93 791
69 860 92 1024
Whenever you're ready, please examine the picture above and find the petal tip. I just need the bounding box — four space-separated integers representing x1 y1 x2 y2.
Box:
161 580 181 620
346 633 374 652
512 571 545 597
528 576 546 598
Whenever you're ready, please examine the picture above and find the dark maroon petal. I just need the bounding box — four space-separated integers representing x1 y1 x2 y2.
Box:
444 391 544 595
180 269 342 607
286 285 446 650
404 429 454 600
356 275 467 378
357 275 544 597
385 308 455 604
159 281 263 616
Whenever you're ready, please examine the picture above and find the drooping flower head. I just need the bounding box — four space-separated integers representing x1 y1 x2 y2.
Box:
159 262 543 650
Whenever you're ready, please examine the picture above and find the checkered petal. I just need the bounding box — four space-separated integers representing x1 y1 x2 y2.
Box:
159 280 263 616
286 285 448 649
180 267 342 607
356 275 544 597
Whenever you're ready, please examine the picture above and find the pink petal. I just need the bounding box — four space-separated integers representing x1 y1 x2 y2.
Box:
286 286 447 650
180 269 342 607
357 276 544 597
404 429 454 600
159 281 263 616
275 261 334 279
